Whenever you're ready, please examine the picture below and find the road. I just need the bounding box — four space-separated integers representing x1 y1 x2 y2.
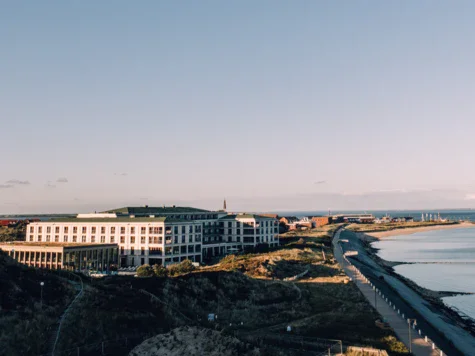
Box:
333 228 454 356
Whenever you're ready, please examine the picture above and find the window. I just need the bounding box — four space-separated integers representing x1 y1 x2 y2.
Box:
73 235 77 242
181 226 186 234
131 227 135 234
63 235 68 242
82 227 87 233
55 235 59 242
101 236 105 243
130 236 135 244
101 227 105 234
38 227 42 233
141 236 146 244
120 247 124 255
159 227 163 234
91 236 95 243
110 236 115 243
120 227 125 234
174 236 178 244
92 227 96 234
174 226 178 234
188 235 193 243
131 247 135 255
73 227 77 233
181 235 185 244
120 236 125 243
29 236 34 241
64 227 69 233
47 227 51 233
188 226 193 233
46 235 51 242
55 227 60 233
38 235 42 241
30 226 34 233
111 227 116 234
82 236 86 242
141 227 146 234
141 247 145 255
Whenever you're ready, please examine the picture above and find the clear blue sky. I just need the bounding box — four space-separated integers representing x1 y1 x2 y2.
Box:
1 1 475 213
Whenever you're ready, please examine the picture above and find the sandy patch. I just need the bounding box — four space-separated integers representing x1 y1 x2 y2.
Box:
368 222 474 239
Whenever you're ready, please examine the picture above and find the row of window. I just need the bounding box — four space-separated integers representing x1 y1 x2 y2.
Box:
29 225 203 235
31 234 203 244
119 244 202 256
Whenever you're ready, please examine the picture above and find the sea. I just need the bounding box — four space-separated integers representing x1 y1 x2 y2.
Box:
372 226 475 320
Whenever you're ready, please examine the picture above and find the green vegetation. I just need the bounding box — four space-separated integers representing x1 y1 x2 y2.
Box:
2 223 408 355
168 259 195 276
0 251 76 355
136 264 154 277
0 223 27 242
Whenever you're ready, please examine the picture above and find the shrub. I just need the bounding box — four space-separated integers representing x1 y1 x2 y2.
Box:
136 264 154 277
168 259 195 276
153 264 168 278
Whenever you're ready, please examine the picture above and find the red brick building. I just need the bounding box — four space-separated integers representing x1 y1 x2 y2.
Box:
311 216 329 227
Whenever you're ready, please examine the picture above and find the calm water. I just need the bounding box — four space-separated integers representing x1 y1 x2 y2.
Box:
373 227 475 319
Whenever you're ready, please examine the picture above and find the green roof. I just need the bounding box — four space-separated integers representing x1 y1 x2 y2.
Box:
46 217 191 223
102 206 212 215
219 214 276 220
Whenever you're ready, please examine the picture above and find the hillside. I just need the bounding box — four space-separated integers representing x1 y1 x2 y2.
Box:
53 225 407 355
0 251 75 356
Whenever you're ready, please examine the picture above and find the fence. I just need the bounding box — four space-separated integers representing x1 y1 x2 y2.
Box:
337 234 446 356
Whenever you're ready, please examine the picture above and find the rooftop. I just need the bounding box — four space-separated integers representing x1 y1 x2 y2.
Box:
39 217 194 223
219 214 277 220
102 206 213 215
0 242 117 248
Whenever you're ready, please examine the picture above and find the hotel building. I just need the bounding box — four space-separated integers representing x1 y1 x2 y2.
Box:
20 206 279 267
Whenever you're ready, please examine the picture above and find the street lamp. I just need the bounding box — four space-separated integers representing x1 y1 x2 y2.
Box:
407 318 417 353
40 282 45 309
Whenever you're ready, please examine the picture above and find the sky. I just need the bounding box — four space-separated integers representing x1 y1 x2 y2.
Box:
1 1 475 213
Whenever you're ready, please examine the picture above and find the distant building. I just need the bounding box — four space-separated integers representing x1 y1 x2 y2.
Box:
330 214 375 224
311 216 329 227
279 216 299 231
23 206 279 268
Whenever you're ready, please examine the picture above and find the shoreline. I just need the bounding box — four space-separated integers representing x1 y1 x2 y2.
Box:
366 221 474 239
355 228 475 341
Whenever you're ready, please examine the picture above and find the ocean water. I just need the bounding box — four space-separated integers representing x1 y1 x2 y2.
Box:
372 227 475 319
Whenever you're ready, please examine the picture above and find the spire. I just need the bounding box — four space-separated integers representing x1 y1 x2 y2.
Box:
223 198 227 211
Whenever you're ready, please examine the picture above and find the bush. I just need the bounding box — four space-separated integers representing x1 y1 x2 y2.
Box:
168 259 195 276
136 264 154 277
153 264 168 277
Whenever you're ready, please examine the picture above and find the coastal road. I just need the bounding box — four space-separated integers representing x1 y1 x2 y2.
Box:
333 228 443 356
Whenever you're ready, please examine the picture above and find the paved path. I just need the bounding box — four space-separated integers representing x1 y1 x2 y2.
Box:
332 229 440 356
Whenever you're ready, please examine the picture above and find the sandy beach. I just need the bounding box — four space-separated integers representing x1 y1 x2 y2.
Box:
368 222 475 239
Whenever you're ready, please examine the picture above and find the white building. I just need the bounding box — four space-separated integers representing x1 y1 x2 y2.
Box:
25 206 279 267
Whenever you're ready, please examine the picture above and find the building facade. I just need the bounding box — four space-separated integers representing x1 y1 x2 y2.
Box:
24 206 279 267
0 242 117 271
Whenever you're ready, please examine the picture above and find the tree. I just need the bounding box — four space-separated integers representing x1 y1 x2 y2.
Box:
152 264 168 278
136 264 154 277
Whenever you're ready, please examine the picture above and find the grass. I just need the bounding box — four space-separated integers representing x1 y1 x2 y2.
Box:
2 223 408 355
